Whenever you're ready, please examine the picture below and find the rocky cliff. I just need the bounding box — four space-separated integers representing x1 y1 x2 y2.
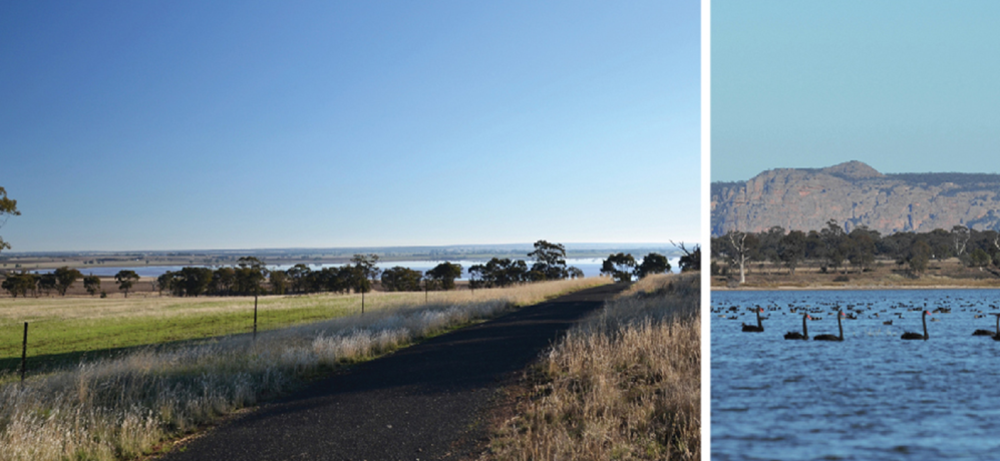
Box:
711 161 1000 236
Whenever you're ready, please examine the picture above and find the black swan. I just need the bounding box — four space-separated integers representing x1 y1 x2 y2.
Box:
784 313 810 340
742 307 764 332
992 314 1000 341
973 313 997 336
814 311 844 341
901 310 930 340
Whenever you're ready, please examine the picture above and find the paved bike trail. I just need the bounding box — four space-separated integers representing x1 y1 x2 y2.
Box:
160 283 625 461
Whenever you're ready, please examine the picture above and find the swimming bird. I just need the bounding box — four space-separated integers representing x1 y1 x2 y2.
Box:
784 313 811 340
814 311 845 341
742 307 764 332
901 311 931 340
972 323 994 336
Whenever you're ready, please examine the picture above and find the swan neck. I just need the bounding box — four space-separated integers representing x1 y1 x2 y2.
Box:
923 312 928 339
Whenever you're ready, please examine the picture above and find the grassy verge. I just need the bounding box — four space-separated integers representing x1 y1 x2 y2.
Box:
0 287 587 373
0 277 607 461
482 273 700 461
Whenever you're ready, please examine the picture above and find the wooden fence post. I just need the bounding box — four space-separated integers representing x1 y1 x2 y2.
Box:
21 322 28 384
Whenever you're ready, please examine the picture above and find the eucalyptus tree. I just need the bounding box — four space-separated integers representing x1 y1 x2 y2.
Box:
476 257 528 287
847 226 879 272
53 267 82 296
210 267 236 296
601 253 637 283
286 263 312 293
236 256 269 296
178 267 213 297
674 241 701 273
83 274 102 296
351 254 382 282
115 270 140 297
37 273 57 296
237 256 269 339
269 270 289 295
528 240 568 280
426 262 463 290
952 225 971 258
779 231 806 274
1 273 35 298
381 266 423 291
721 231 757 284
0 187 19 253
820 219 847 273
635 253 671 279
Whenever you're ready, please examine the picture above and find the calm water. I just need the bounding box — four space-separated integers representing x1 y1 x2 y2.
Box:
712 289 1000 461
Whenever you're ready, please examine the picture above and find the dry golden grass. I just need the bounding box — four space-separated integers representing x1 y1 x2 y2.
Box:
0 277 608 461
483 273 700 461
711 257 1000 290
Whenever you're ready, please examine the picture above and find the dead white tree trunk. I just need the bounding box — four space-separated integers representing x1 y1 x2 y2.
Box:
728 231 749 284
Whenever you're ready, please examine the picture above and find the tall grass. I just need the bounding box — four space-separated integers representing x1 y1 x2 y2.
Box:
484 273 700 461
0 277 606 461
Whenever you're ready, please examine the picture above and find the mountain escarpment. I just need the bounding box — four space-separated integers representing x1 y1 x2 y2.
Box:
711 161 1000 236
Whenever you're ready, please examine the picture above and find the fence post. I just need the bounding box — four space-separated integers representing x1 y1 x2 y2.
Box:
21 322 28 384
361 290 365 315
253 290 258 341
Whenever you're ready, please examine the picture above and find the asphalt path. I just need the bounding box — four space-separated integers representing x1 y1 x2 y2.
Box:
160 283 626 461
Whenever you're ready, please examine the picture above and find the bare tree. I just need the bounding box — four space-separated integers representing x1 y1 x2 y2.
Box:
951 225 971 257
671 240 701 273
725 231 754 284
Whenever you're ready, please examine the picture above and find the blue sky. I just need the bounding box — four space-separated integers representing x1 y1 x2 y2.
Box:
713 0 1000 182
0 1 700 252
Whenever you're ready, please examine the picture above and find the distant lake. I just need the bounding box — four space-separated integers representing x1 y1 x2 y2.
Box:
712 289 1000 460
49 257 680 280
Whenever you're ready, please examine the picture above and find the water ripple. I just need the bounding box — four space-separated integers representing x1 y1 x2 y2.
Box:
713 289 1000 461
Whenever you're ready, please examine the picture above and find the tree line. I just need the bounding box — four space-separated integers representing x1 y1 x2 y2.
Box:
712 220 1000 281
596 243 700 283
2 240 611 298
2 267 141 298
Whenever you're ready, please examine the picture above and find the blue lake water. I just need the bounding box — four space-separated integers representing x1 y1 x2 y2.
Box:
712 289 1000 461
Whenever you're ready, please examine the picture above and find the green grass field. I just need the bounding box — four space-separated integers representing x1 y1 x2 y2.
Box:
0 278 611 461
0 290 483 372
0 281 610 375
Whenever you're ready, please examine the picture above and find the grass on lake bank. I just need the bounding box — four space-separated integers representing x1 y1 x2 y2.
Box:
483 273 700 461
0 277 608 461
712 257 1000 290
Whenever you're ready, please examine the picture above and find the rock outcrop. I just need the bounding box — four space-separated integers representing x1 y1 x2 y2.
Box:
711 161 1000 236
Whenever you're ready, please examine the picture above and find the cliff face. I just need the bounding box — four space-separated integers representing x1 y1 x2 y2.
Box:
711 161 1000 236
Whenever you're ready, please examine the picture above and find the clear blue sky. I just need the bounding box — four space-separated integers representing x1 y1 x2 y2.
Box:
713 0 1000 182
0 1 700 252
